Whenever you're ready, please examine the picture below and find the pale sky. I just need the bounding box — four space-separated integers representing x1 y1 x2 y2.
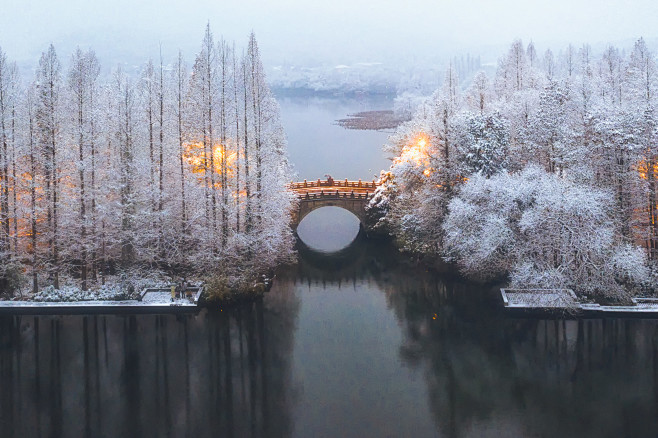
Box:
1 0 657 69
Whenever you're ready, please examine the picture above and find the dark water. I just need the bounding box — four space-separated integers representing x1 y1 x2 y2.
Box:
1 240 658 437
1 95 657 437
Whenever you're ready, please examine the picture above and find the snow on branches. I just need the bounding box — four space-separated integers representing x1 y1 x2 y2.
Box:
375 37 658 298
0 27 295 296
443 167 649 296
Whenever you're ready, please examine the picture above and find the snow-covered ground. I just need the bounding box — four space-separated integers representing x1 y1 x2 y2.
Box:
32 284 138 302
0 298 198 314
0 286 203 314
501 289 658 315
501 288 578 309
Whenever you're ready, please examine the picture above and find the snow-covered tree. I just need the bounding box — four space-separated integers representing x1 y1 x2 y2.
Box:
626 38 657 108
0 26 295 297
111 67 139 267
443 167 649 297
527 80 574 174
465 71 491 115
0 47 16 260
0 47 22 291
543 49 556 81
377 38 658 296
454 111 509 177
171 51 190 250
495 39 529 97
599 45 625 107
66 47 100 290
35 44 62 288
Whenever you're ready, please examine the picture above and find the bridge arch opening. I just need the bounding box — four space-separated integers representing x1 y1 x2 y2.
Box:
296 206 361 252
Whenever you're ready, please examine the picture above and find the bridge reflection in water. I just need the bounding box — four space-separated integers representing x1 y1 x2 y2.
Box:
281 238 658 438
0 238 657 437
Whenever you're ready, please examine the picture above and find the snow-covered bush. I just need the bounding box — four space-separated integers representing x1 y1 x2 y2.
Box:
365 172 395 235
611 244 651 289
443 166 650 297
33 284 140 302
509 263 569 291
0 260 26 297
442 168 539 279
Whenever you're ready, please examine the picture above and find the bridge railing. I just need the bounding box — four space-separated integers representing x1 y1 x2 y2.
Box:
299 190 373 200
288 178 380 190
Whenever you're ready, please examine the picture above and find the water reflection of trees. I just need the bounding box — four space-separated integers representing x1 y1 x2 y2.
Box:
11 238 653 437
378 261 658 438
291 234 411 286
0 287 299 438
290 237 658 437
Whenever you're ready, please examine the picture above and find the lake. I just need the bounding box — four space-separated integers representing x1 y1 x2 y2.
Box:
0 92 657 438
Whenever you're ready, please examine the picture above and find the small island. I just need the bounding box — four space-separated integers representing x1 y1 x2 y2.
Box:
336 110 409 130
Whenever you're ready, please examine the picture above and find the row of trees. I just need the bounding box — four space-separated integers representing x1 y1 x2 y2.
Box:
370 38 658 297
0 25 295 294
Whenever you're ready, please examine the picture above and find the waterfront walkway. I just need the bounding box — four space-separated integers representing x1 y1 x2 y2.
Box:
501 288 658 316
0 286 204 315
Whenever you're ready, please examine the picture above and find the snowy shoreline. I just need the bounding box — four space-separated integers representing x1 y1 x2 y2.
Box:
501 289 658 317
0 300 201 315
0 286 204 315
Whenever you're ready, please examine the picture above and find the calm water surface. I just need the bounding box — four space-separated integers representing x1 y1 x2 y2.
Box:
1 94 657 437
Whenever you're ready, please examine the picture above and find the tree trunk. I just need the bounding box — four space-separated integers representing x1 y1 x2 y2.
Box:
233 49 241 234
176 53 188 250
78 88 87 290
242 58 252 233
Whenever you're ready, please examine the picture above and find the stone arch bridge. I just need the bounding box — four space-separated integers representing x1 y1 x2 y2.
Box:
288 178 380 228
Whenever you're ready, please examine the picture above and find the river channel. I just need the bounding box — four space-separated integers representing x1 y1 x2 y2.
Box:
0 93 657 438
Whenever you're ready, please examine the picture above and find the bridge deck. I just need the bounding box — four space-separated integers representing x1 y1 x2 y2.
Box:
288 178 382 226
297 190 372 200
289 178 380 197
289 178 380 191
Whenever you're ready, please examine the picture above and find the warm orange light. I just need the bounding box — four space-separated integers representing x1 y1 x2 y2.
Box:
637 159 658 180
393 133 431 173
183 141 237 180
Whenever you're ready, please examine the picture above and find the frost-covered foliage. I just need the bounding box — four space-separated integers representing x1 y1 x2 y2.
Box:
369 100 455 253
393 92 427 119
0 26 295 298
33 285 139 302
30 271 176 301
611 244 651 288
443 167 649 296
453 112 510 177
375 37 658 297
366 171 395 235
